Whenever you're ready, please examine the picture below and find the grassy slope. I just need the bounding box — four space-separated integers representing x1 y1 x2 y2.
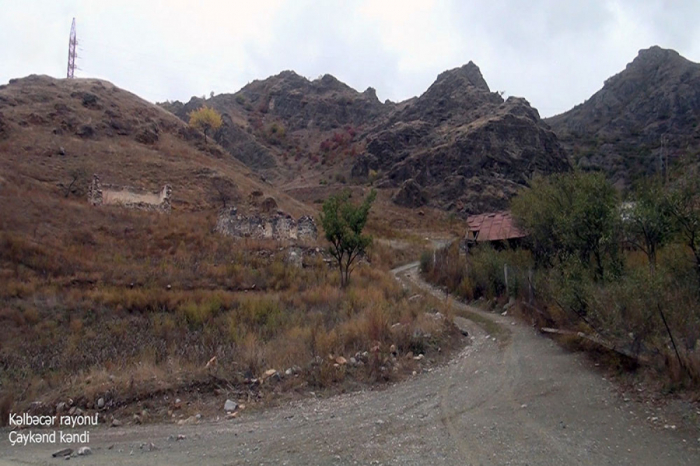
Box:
0 75 460 423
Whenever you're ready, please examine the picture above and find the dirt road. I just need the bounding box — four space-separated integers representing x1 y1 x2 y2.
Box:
2 262 699 465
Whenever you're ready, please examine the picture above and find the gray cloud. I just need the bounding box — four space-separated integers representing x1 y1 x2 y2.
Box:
1 0 698 116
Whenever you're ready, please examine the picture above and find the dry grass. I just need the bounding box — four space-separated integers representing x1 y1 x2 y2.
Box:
0 75 463 419
0 191 456 417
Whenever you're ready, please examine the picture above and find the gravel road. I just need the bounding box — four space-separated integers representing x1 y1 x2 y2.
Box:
1 262 698 465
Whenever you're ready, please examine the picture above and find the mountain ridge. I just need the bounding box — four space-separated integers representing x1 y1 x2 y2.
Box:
162 61 569 215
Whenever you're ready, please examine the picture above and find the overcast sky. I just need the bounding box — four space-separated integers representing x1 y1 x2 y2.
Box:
2 0 699 117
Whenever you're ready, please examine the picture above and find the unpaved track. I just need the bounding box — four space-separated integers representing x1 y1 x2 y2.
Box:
2 262 698 465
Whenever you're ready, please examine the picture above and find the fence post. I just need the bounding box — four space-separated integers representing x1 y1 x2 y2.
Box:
504 263 509 297
465 241 470 276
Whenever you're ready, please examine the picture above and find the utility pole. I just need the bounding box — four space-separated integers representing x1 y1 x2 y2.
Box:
67 18 77 79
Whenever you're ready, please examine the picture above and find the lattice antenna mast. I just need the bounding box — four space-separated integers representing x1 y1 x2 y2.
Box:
67 18 77 79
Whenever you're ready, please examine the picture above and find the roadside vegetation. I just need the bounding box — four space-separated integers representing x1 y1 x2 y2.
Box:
423 167 700 393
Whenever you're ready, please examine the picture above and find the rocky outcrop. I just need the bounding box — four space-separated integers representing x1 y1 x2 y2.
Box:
160 71 386 175
389 62 503 126
546 46 700 187
366 66 569 215
216 208 318 241
239 71 385 132
350 153 379 181
392 179 428 208
216 115 277 170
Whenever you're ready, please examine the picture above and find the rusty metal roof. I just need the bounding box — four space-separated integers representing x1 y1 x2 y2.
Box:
466 211 526 242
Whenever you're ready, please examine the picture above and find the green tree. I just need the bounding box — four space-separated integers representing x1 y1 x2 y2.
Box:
623 181 673 274
668 170 700 287
321 189 377 287
188 105 222 143
512 172 621 280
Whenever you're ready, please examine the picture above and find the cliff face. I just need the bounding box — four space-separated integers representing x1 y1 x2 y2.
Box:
546 46 700 187
362 63 569 214
163 63 570 215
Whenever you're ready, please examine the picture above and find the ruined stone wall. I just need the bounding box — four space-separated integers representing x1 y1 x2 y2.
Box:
216 208 318 241
297 216 319 241
88 174 171 213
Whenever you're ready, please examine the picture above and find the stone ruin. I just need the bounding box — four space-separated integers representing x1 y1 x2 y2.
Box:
88 174 172 213
215 207 318 241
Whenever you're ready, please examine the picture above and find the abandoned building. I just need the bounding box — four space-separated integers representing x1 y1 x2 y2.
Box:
215 207 318 241
465 210 526 248
88 174 172 212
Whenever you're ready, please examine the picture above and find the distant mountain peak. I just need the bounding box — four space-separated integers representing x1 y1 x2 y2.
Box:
633 46 681 64
546 46 700 187
620 46 688 77
269 70 309 87
434 61 490 92
277 69 303 79
362 86 379 102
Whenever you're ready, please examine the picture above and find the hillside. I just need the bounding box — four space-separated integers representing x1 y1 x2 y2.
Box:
546 46 700 188
162 62 570 216
0 75 461 419
0 74 308 216
159 70 389 181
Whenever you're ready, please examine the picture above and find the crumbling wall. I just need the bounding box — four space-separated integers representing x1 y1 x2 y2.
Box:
216 208 318 241
297 216 319 241
88 174 171 212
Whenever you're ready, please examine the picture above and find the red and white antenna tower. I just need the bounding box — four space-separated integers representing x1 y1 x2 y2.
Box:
67 18 77 79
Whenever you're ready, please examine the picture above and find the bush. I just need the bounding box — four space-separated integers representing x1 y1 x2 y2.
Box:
423 242 533 301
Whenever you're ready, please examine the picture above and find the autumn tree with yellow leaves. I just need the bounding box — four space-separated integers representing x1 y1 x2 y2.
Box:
188 105 222 143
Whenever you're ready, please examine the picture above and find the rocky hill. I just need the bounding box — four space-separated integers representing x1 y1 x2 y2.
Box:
160 70 390 180
163 62 569 216
362 63 569 214
546 46 700 188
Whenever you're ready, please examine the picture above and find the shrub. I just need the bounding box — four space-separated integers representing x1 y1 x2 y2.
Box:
423 242 532 302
